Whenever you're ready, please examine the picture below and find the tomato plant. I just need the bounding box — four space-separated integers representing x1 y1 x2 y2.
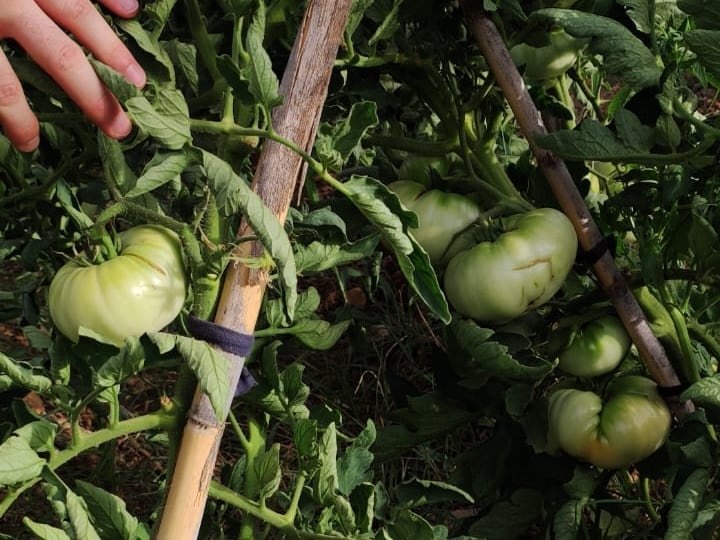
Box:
546 375 672 469
48 225 187 346
443 208 577 322
556 315 632 377
1 0 720 538
389 180 481 265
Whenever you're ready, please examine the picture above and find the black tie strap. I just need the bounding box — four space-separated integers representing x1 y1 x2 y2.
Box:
657 383 690 398
578 236 611 266
186 315 258 396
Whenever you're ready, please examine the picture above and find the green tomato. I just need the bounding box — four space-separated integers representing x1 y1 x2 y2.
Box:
389 180 482 266
443 208 577 322
397 155 452 185
547 375 672 469
557 315 632 377
49 225 187 346
510 29 581 81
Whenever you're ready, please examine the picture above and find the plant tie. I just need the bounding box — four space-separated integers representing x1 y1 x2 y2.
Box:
186 315 257 396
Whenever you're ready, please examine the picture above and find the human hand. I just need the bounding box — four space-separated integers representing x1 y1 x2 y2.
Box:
0 0 146 152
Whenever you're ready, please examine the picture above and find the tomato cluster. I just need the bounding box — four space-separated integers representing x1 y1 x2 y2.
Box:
48 225 187 347
389 162 672 470
389 177 578 322
546 313 672 468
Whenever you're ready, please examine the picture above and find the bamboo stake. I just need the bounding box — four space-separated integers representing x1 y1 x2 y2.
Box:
154 2 352 538
460 1 693 417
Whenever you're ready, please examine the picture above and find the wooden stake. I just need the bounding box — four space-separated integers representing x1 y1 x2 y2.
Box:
154 2 352 538
460 1 693 417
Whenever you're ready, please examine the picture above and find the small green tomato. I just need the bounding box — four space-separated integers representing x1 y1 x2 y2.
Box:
557 316 632 377
389 180 482 266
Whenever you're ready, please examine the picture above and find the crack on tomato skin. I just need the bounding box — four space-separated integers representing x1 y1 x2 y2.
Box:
124 253 170 276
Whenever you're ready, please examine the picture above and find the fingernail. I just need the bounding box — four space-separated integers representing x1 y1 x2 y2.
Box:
107 114 133 140
17 136 40 153
125 63 146 88
119 0 139 13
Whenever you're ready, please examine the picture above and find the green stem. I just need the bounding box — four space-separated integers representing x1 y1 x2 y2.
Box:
546 136 716 165
641 477 660 522
688 320 720 363
0 408 176 518
0 149 92 207
208 480 356 540
183 0 223 83
363 134 458 155
660 285 701 384
672 98 720 139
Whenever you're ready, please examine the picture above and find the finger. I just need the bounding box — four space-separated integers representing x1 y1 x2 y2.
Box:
8 5 132 140
35 0 145 88
96 0 140 19
0 49 39 152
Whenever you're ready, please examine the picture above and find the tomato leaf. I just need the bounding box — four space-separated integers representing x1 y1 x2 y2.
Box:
530 9 661 90
244 4 282 111
535 113 661 163
394 478 474 508
74 481 140 540
316 423 339 504
294 235 379 273
665 468 710 539
90 60 143 104
316 101 379 171
149 333 231 420
372 393 478 462
552 498 587 540
678 0 720 29
95 338 146 395
64 489 103 540
449 319 553 383
680 375 720 410
684 30 720 79
126 152 190 198
336 420 376 496
0 435 46 485
247 443 282 500
467 488 544 539
383 509 435 540
127 90 192 150
14 420 57 455
166 39 199 95
339 175 449 323
200 150 297 317
98 136 138 195
117 19 175 81
21 520 71 540
0 351 52 392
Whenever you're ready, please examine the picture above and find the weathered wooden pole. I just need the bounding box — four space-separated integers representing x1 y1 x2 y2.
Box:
154 2 353 538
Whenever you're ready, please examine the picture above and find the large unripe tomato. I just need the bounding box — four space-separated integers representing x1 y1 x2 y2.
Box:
388 180 482 266
557 315 632 377
48 225 187 346
510 29 582 81
547 376 672 469
443 208 577 322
